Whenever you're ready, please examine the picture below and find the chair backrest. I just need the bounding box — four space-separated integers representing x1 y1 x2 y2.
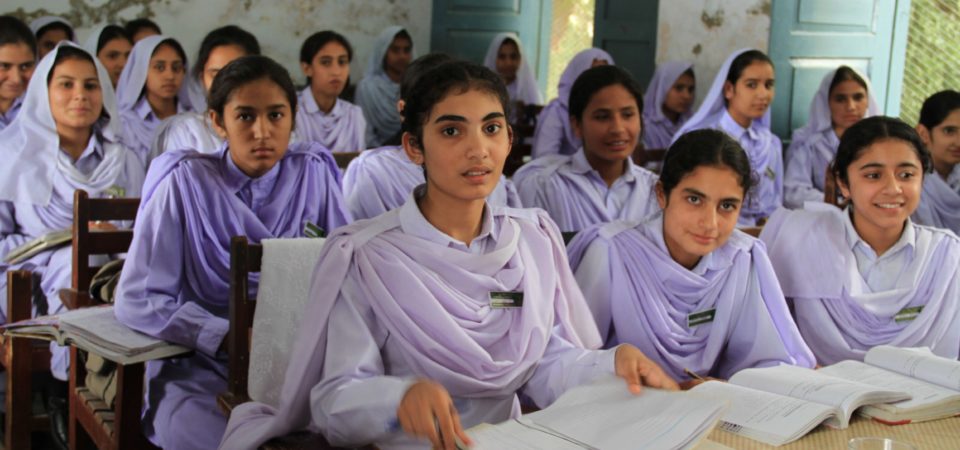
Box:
823 163 843 208
248 238 326 406
226 236 262 403
71 190 140 296
333 151 361 170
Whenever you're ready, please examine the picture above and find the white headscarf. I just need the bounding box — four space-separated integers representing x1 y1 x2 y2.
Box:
356 26 412 147
789 66 880 145
673 48 771 143
81 25 108 56
483 33 542 105
115 35 193 159
0 42 124 206
29 16 75 41
642 60 694 148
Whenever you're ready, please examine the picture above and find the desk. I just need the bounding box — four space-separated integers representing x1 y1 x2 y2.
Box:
705 416 960 449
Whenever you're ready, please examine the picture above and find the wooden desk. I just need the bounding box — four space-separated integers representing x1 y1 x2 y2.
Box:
704 416 960 449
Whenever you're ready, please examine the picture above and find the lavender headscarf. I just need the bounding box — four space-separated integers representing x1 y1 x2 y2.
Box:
762 204 960 364
0 42 126 206
218 205 602 449
531 48 615 158
783 67 879 208
482 33 542 106
116 35 193 166
29 16 75 42
913 172 960 235
642 61 694 150
355 26 413 148
568 215 815 380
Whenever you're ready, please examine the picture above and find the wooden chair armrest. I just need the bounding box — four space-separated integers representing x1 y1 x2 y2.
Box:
58 288 95 310
217 391 251 416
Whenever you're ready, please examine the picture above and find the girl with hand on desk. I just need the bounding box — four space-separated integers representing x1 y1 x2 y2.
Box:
567 129 815 389
113 55 351 450
219 60 678 450
761 116 960 365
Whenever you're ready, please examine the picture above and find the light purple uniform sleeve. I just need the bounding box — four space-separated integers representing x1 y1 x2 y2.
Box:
521 329 618 408
308 293 415 447
783 141 824 209
113 177 228 357
0 201 30 258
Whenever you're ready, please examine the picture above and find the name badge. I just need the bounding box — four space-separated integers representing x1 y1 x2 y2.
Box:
687 308 716 328
489 291 524 309
304 221 326 238
103 185 126 198
894 305 924 323
765 166 776 181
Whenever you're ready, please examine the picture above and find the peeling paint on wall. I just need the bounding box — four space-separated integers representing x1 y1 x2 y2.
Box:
701 9 725 29
656 0 771 106
747 0 772 17
1 0 432 84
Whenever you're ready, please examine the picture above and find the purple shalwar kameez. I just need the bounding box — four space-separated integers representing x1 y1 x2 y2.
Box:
113 142 351 449
762 204 960 365
218 195 615 450
567 214 815 382
513 150 659 232
341 145 521 220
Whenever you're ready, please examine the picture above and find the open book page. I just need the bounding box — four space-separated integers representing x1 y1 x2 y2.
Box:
469 421 585 450
59 306 165 353
819 360 960 413
690 380 837 447
865 346 960 391
523 376 726 450
3 228 71 264
728 365 909 428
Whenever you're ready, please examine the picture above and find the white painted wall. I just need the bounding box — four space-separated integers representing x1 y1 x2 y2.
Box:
3 0 432 86
656 0 772 106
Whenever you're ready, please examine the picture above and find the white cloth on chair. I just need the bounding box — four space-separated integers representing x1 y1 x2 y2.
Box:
249 237 326 406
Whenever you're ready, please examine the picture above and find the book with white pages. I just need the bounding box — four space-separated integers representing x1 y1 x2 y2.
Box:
1 305 191 365
689 364 911 446
817 346 960 424
469 375 727 450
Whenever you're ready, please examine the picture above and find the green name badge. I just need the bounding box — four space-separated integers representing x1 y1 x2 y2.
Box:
687 308 716 328
765 166 776 181
103 185 126 198
304 221 326 238
489 291 524 309
894 305 924 323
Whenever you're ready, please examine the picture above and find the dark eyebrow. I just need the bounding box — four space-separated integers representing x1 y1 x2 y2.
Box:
434 114 466 123
483 112 505 121
682 187 707 199
858 161 920 170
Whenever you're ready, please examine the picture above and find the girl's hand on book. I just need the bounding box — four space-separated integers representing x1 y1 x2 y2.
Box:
679 377 722 390
398 379 473 450
615 344 680 394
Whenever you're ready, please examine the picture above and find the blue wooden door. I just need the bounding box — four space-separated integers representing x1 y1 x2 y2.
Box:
431 0 552 95
768 0 912 138
593 0 660 87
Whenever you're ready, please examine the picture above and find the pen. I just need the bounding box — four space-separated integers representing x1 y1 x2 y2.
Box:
683 368 706 382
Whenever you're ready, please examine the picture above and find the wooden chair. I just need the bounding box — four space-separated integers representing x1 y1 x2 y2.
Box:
504 103 543 176
1 269 51 449
741 227 763 238
58 190 157 450
221 236 364 450
823 163 843 208
633 147 667 170
332 151 361 171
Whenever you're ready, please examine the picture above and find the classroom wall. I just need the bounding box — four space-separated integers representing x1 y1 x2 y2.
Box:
656 0 772 105
1 0 432 86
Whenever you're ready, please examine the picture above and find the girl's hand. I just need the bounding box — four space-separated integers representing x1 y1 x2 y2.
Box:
397 380 473 450
615 344 680 394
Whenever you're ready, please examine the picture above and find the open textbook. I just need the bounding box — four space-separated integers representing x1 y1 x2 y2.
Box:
817 346 960 425
690 364 910 446
3 228 72 264
469 376 727 450
1 305 190 365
